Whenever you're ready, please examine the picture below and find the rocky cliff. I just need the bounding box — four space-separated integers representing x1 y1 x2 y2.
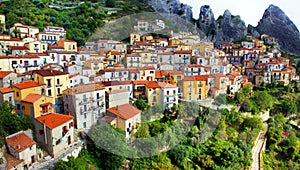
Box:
197 6 247 42
256 5 300 54
147 0 193 22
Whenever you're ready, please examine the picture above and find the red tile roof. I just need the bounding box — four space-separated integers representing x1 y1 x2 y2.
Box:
49 46 64 49
9 46 29 50
69 74 79 79
0 71 12 79
146 81 160 88
5 154 23 170
36 113 73 129
0 88 14 93
107 104 141 120
13 81 45 89
22 94 43 103
132 80 149 85
6 132 36 153
158 82 177 88
155 71 163 79
33 69 68 76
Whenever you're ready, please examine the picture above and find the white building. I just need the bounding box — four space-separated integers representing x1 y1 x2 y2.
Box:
69 74 90 88
6 131 37 169
158 82 178 110
63 83 106 129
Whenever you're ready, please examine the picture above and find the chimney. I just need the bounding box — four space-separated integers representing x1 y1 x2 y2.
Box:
17 144 20 149
68 112 70 116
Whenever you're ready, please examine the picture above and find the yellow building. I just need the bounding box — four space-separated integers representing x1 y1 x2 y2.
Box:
106 50 125 64
132 80 148 98
58 39 77 52
160 70 184 94
145 81 161 106
141 35 153 42
169 39 182 46
130 33 141 45
24 40 48 53
182 75 209 101
12 80 46 115
139 66 156 81
21 93 54 118
33 69 70 113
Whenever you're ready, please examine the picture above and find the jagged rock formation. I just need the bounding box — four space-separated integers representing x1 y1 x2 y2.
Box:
247 25 260 38
198 5 217 41
256 5 300 54
197 6 247 42
147 0 193 22
216 10 247 42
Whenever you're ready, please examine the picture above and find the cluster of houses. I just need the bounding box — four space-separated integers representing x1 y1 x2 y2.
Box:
0 15 299 169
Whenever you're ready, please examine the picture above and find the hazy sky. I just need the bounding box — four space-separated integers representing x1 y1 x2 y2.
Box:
181 0 300 29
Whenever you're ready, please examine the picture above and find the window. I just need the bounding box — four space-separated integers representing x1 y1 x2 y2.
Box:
9 97 12 102
39 130 44 135
177 76 182 80
83 122 86 128
84 113 87 119
16 92 19 97
22 106 25 110
57 79 60 85
47 79 51 87
173 90 176 94
150 71 154 74
56 139 61 145
48 90 52 96
83 95 87 102
57 88 60 94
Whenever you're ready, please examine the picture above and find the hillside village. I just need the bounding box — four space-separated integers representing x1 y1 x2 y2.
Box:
0 13 299 169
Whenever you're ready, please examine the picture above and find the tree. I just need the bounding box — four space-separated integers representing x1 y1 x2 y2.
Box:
105 0 115 7
132 98 148 111
0 101 33 146
251 90 274 111
135 123 150 138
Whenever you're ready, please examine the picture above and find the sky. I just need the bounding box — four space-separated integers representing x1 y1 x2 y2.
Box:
180 0 300 30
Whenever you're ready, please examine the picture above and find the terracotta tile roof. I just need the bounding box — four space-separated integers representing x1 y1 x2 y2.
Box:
146 81 160 88
5 153 23 170
211 73 226 77
107 104 141 120
195 75 209 81
36 113 73 129
69 74 79 79
0 71 12 79
13 81 45 89
183 76 195 81
33 69 68 76
6 132 36 153
22 94 43 103
132 80 149 85
128 68 139 73
158 82 177 88
64 83 105 94
0 88 14 93
186 64 203 67
101 115 117 123
155 71 163 79
9 46 29 50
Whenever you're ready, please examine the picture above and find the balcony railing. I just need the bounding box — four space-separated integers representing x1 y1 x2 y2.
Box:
56 84 63 87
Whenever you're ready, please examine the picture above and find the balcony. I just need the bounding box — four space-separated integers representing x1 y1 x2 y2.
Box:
56 84 63 87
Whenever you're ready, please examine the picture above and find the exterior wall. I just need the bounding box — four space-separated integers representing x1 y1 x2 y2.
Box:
69 75 90 88
22 96 53 118
67 65 83 75
34 119 74 158
106 91 129 108
64 89 106 129
160 87 178 109
0 92 14 105
126 56 142 68
58 40 77 52
13 86 44 101
146 88 161 107
183 80 209 101
0 72 18 88
25 41 48 53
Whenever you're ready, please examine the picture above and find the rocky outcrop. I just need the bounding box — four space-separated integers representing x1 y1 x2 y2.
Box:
216 10 247 42
256 5 300 54
148 0 193 22
198 5 217 41
197 6 247 42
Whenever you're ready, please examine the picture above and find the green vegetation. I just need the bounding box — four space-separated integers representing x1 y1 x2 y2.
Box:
0 0 153 46
0 101 33 147
262 114 300 169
